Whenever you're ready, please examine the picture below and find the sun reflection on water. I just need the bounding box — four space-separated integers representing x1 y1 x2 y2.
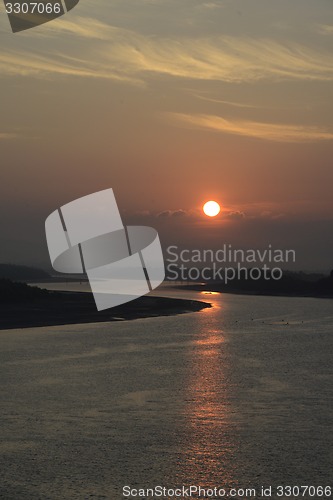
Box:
174 298 238 492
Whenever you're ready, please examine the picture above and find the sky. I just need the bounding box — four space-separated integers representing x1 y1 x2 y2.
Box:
0 0 333 271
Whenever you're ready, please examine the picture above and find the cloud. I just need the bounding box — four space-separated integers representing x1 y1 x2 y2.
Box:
318 24 333 35
172 209 187 217
0 132 17 140
157 209 188 218
29 16 118 40
164 113 333 143
102 33 333 84
224 210 246 220
157 210 172 218
0 49 140 84
156 208 246 221
191 93 259 109
1 16 333 85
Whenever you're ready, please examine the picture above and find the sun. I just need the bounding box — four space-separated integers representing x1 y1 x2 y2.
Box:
203 200 221 217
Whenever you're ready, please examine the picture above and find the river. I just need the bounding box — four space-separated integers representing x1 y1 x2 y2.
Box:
0 288 332 499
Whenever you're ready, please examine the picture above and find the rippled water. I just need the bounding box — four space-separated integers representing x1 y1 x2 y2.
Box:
0 290 332 499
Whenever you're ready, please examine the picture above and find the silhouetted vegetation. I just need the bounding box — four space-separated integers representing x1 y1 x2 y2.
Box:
0 279 210 329
170 269 333 297
0 279 50 302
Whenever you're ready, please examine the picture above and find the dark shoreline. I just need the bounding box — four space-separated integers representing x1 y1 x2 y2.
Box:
0 291 211 331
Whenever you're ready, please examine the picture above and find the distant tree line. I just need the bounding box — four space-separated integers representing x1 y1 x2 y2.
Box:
166 268 333 297
0 264 50 280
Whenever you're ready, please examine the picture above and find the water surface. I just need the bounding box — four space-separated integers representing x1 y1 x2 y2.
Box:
0 291 332 498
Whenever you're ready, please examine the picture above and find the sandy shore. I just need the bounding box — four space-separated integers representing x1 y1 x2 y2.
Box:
0 291 211 330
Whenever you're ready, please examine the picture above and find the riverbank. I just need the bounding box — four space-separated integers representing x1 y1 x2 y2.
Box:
0 289 211 330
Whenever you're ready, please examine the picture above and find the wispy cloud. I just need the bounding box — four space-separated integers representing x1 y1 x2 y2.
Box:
101 33 333 83
0 132 17 140
157 209 187 218
190 92 259 109
1 16 333 84
0 49 140 84
30 16 116 40
165 113 333 143
318 24 333 35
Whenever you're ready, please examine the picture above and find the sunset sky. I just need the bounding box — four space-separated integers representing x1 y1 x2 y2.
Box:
0 0 333 270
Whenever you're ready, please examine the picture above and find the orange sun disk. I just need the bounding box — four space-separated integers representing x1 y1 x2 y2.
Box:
203 201 221 217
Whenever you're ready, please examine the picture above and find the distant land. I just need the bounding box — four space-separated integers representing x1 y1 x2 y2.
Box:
171 269 333 298
0 263 332 318
0 263 50 280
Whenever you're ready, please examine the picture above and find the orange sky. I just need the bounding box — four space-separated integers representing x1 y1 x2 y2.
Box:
0 0 332 269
